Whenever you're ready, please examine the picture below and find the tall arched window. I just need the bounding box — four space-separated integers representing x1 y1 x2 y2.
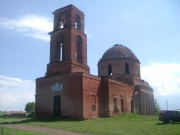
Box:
125 63 129 74
76 35 83 63
59 42 63 61
75 15 81 30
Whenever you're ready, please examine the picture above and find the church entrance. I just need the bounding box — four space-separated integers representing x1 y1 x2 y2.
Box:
53 95 61 117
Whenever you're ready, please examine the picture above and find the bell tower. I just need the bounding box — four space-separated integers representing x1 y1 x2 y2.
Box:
46 5 90 76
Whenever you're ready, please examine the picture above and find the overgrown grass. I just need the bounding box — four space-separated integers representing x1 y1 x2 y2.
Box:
0 127 48 135
0 113 180 135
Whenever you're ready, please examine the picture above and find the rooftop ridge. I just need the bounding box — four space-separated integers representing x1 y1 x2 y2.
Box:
53 4 84 15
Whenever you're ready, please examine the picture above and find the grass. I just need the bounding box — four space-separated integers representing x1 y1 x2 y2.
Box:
0 113 180 135
0 127 48 135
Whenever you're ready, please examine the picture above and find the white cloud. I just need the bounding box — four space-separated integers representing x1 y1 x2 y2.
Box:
0 14 53 41
0 14 93 41
0 75 35 111
85 30 92 39
141 62 180 109
122 6 149 20
133 7 149 18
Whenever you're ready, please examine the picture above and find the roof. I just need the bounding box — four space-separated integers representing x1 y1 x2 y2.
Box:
140 80 153 91
53 4 84 15
98 44 140 64
4 111 26 115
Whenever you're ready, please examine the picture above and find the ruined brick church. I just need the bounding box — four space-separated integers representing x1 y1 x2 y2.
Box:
36 5 155 119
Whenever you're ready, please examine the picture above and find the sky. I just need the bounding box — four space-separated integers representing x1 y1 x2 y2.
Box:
0 0 180 111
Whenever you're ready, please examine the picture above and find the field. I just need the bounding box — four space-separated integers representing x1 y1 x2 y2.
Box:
0 127 47 135
0 113 180 135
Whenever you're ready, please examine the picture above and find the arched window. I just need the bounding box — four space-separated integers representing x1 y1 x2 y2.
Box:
59 21 64 29
125 63 129 74
59 42 63 61
75 15 81 30
58 15 66 29
76 35 83 63
108 64 112 75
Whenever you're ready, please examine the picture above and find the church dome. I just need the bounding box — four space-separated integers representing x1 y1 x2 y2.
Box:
98 44 140 64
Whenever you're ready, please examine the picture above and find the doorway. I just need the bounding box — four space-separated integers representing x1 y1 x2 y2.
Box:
53 95 61 117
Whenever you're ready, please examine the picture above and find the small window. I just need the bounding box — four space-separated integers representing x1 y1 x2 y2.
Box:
92 105 96 112
125 63 129 74
51 82 63 92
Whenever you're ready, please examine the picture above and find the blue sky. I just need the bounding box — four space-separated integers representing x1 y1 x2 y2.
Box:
0 0 180 111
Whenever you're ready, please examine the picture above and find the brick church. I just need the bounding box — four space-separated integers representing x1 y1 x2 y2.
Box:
36 5 155 119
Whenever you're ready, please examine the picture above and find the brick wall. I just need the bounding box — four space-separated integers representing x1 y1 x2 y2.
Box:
82 74 101 119
103 77 134 116
98 60 140 79
36 73 84 118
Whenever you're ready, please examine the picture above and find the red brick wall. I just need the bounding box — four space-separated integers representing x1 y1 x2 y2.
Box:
82 74 101 119
47 5 90 76
98 60 140 80
98 77 110 117
105 77 133 116
36 73 84 118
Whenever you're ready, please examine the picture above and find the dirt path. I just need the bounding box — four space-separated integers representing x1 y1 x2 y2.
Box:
0 124 89 135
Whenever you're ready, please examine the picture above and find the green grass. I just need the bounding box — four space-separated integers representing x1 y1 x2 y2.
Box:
0 127 48 135
0 113 180 135
0 118 25 123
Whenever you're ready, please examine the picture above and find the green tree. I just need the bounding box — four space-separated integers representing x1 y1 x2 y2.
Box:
25 102 35 117
154 99 160 115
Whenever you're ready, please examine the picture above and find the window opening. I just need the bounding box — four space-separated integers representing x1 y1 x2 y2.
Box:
60 42 63 61
59 21 64 29
75 15 81 30
121 99 124 113
125 63 129 74
108 64 112 75
131 100 133 112
76 35 83 63
114 98 118 112
51 82 64 92
58 15 66 29
92 105 96 112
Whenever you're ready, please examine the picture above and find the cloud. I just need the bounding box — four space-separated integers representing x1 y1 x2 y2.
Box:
0 14 53 41
141 62 180 109
85 30 92 39
122 6 149 20
0 75 35 111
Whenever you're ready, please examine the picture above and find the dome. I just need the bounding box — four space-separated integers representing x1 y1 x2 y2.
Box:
98 44 140 64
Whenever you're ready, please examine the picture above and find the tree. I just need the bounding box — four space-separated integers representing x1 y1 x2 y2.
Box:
25 102 35 117
154 99 160 115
